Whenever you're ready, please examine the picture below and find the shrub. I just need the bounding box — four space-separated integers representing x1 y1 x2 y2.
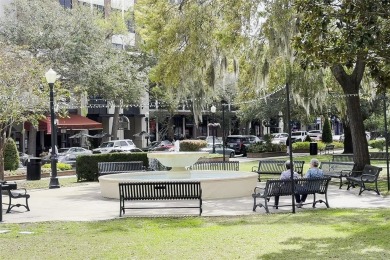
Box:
4 138 19 171
180 140 207 151
304 135 312 142
322 117 333 143
369 139 385 151
42 162 72 171
247 142 285 153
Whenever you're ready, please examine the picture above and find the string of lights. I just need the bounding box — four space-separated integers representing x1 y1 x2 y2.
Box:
56 87 369 109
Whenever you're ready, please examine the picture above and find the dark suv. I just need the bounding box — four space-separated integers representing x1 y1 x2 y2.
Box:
226 135 261 156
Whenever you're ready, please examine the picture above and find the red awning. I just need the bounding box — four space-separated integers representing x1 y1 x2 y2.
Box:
24 114 103 133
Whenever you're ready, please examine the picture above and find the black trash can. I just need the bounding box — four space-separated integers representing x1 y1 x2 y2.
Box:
309 142 318 156
27 157 42 180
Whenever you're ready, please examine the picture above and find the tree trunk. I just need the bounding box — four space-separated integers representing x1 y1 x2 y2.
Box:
332 61 370 170
342 122 353 153
28 127 37 156
104 0 111 18
111 105 120 140
0 128 5 180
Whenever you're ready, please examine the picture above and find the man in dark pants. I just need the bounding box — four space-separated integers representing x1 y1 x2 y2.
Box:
274 160 302 208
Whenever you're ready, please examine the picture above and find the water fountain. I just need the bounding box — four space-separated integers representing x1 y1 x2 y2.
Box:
99 142 258 199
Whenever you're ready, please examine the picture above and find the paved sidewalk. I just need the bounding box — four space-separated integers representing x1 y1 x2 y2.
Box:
1 181 389 223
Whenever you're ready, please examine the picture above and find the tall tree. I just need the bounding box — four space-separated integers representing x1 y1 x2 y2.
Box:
135 0 256 124
0 43 48 179
292 0 390 169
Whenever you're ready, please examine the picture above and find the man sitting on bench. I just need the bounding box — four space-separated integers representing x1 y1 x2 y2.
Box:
298 158 324 207
274 160 301 208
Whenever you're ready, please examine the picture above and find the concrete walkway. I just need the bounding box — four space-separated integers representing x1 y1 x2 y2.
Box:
1 179 389 223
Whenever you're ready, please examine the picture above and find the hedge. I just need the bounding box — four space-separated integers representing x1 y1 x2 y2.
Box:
76 152 148 181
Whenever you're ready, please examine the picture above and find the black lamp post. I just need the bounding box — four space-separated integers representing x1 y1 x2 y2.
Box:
221 100 227 164
45 69 60 189
145 112 149 146
211 105 216 153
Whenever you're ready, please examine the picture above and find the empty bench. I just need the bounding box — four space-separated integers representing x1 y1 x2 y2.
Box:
189 161 239 171
98 161 145 176
320 161 355 189
346 165 382 195
252 177 331 213
119 181 202 216
320 144 335 155
251 160 305 182
1 181 30 213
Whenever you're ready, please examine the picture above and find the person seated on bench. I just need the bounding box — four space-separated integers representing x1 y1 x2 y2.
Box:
274 160 301 208
298 158 324 207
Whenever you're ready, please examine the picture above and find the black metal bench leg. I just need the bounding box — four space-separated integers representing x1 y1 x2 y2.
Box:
374 182 380 195
25 196 30 211
264 197 269 213
339 177 343 189
253 197 257 212
358 183 365 195
6 194 12 213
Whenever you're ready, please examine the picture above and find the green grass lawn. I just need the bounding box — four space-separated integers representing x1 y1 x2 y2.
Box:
1 209 390 259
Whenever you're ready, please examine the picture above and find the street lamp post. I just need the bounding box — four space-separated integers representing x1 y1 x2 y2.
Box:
145 112 149 146
45 68 60 189
211 105 216 153
221 100 227 165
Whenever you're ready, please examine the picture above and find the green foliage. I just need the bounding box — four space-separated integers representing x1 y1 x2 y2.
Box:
42 162 72 171
180 140 207 151
76 153 148 181
304 135 312 142
4 138 19 171
322 117 333 143
247 142 284 153
369 139 386 151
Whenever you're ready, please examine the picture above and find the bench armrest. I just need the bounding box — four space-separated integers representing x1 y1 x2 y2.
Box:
253 186 264 194
348 170 362 177
360 174 378 182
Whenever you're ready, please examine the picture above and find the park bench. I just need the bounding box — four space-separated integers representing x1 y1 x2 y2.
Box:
251 160 305 182
98 161 145 176
320 144 335 155
1 181 30 213
252 177 331 213
332 154 354 162
119 181 202 216
188 161 239 171
320 161 355 189
346 165 382 195
369 152 388 161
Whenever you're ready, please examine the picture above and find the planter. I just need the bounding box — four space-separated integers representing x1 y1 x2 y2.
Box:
292 149 310 153
247 152 287 158
4 170 76 181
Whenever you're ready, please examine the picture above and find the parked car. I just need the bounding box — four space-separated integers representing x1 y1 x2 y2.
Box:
200 144 236 158
205 136 223 146
290 131 308 143
308 130 322 140
113 147 144 153
226 135 261 156
142 141 160 151
150 140 174 151
92 139 137 154
58 147 92 165
19 152 30 166
271 133 289 145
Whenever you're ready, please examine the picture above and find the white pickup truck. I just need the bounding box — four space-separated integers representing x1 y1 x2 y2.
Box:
290 131 308 142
